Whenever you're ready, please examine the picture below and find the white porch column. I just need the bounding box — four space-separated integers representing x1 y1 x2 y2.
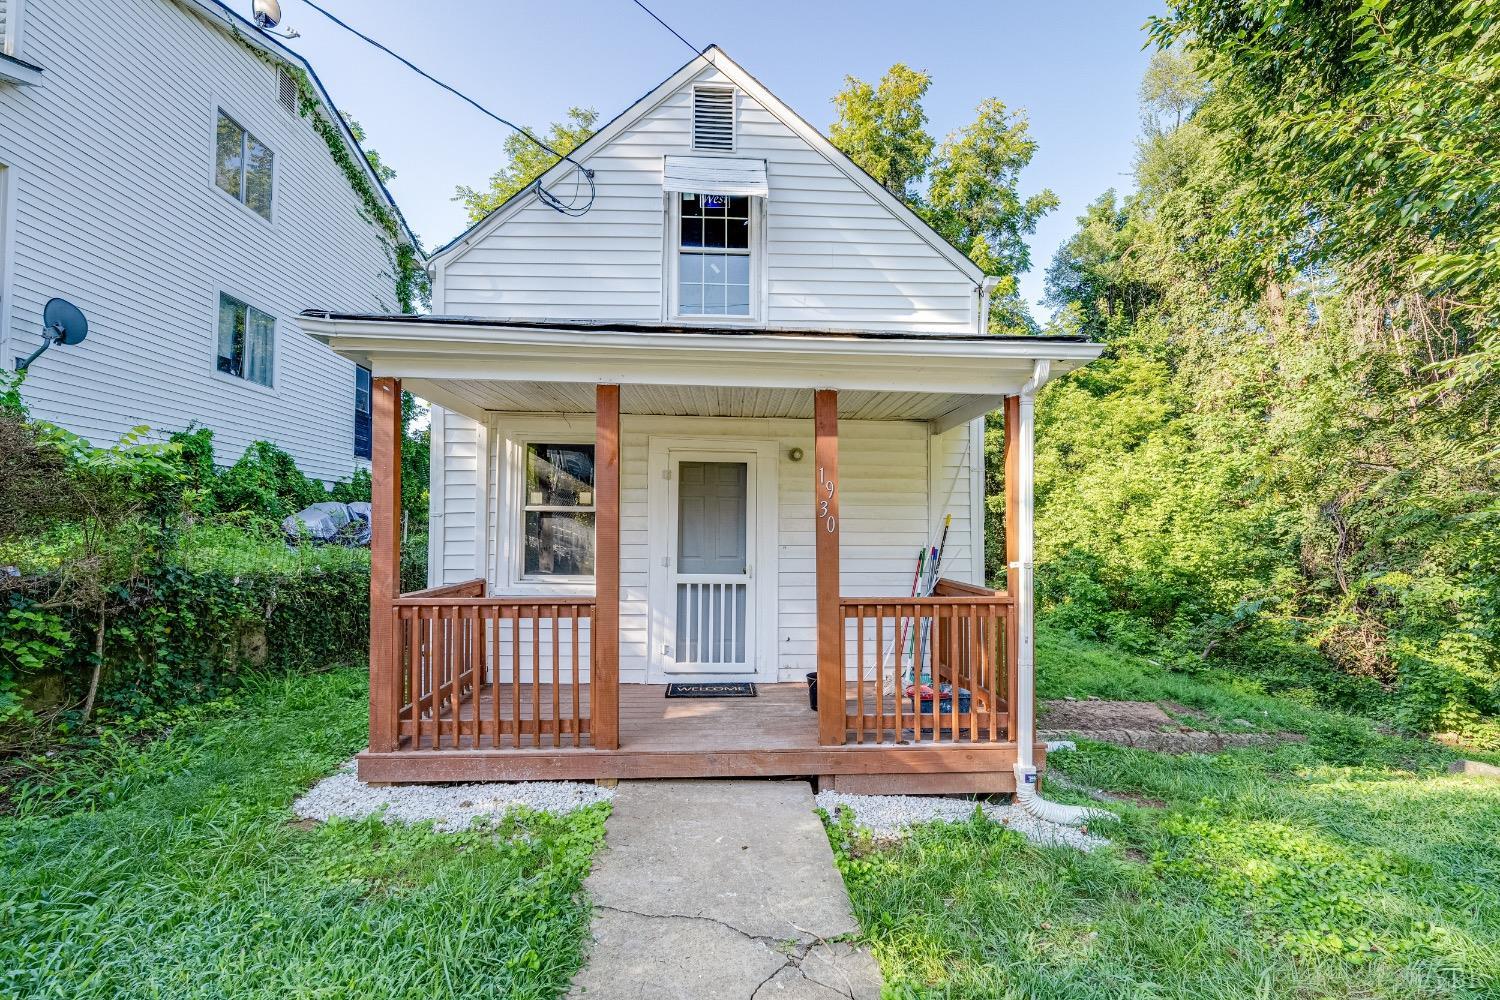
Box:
1013 360 1051 775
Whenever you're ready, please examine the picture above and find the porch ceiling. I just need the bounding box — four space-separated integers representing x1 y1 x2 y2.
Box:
299 312 1105 429
417 380 979 422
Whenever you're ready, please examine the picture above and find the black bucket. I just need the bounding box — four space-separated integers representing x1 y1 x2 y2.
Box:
806 671 818 711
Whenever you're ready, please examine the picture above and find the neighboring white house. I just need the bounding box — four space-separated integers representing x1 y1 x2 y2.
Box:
0 0 419 481
415 47 1006 686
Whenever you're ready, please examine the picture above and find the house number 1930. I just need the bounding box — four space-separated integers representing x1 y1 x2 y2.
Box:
817 466 837 534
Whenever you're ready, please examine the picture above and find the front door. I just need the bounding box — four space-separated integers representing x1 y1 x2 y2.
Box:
667 458 755 675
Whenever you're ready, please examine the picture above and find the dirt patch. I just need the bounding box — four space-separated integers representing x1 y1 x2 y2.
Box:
1040 699 1303 754
1044 699 1175 731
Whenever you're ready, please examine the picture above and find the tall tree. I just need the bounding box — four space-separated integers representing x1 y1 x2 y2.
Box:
829 67 1056 333
828 64 935 199
454 108 599 225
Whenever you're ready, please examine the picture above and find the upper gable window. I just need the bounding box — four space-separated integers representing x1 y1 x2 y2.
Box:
214 110 274 220
692 87 736 152
678 193 751 317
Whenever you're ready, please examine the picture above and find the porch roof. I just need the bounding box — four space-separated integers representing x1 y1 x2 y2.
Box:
299 312 1105 429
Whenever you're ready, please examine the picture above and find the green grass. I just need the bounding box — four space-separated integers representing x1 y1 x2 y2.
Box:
0 668 606 999
827 629 1500 999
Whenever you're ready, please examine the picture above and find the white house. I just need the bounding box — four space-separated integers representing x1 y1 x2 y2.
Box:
0 0 420 481
301 47 1104 797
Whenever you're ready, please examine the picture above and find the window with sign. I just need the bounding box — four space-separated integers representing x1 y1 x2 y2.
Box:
677 193 752 317
522 443 596 578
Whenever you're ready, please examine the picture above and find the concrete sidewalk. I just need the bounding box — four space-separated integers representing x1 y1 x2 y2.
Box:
568 780 881 1000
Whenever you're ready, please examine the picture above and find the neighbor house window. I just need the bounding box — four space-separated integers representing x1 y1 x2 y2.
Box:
678 193 751 317
354 366 372 459
214 110 274 220
215 293 274 388
523 443 595 578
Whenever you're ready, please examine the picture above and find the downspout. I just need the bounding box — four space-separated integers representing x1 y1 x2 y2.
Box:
1011 359 1114 827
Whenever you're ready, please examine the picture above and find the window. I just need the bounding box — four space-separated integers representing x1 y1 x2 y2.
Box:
523 443 595 578
214 110 274 220
1 0 19 57
692 87 735 151
354 367 372 459
215 293 274 387
678 193 751 317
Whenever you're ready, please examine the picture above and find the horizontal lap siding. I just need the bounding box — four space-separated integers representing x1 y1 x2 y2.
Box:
0 0 395 481
468 413 935 684
438 67 978 332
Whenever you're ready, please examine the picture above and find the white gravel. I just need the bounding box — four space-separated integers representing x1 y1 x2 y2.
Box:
293 762 612 832
816 790 1109 852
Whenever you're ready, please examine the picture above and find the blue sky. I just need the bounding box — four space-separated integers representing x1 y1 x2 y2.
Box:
276 0 1163 319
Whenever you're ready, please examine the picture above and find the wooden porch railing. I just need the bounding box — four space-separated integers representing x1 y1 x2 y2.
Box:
391 582 596 750
839 579 1013 745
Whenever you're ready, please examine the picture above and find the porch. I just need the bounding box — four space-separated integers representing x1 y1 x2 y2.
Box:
298 314 1101 792
360 576 1039 792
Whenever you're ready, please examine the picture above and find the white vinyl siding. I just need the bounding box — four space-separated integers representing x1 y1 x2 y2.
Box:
0 0 397 481
424 410 982 683
437 66 980 332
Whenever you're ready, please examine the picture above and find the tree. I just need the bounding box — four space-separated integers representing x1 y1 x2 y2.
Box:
829 68 1057 333
1150 1 1500 421
828 64 934 199
454 108 599 225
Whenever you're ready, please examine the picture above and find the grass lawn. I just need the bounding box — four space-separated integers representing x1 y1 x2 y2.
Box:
827 630 1500 999
0 668 607 1000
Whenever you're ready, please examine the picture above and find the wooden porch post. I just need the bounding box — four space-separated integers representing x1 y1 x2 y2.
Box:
369 377 403 754
593 384 621 750
814 388 844 746
1002 395 1021 745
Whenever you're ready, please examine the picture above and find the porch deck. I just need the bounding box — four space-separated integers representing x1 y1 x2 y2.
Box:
359 682 1036 791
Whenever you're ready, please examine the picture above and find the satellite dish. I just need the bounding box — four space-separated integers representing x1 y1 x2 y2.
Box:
43 297 88 346
253 0 282 30
15 298 89 372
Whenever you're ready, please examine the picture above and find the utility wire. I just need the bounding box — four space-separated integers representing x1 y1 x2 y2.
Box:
294 0 595 216
628 0 702 58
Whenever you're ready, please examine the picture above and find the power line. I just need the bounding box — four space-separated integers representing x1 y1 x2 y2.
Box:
294 0 595 216
628 0 702 58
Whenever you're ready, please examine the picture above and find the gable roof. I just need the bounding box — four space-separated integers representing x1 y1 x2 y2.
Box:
428 46 987 286
173 0 421 254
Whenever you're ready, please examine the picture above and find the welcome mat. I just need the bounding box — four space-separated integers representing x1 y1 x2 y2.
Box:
665 682 757 699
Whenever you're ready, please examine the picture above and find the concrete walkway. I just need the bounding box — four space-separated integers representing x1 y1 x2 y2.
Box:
568 780 881 1000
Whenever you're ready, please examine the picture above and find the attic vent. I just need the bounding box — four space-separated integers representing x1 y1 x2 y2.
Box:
277 67 299 115
692 87 736 152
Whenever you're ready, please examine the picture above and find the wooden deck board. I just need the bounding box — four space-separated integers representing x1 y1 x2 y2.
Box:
371 681 1033 789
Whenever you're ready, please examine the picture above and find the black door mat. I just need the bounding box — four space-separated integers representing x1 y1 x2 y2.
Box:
665 682 757 699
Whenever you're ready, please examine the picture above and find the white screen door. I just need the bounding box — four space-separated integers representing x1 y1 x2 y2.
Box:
668 459 754 673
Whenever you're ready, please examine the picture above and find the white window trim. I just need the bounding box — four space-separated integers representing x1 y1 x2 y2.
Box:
209 287 278 395
496 422 600 594
209 105 276 226
663 193 767 326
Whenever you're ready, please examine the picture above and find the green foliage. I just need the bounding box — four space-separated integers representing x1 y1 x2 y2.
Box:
1151 1 1500 414
210 439 329 523
1035 32 1499 736
828 63 935 198
274 63 427 312
0 669 608 997
829 66 1056 332
455 108 599 225
826 635 1500 998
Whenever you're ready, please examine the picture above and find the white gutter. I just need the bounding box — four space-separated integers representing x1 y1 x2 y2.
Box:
1011 358 1114 827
